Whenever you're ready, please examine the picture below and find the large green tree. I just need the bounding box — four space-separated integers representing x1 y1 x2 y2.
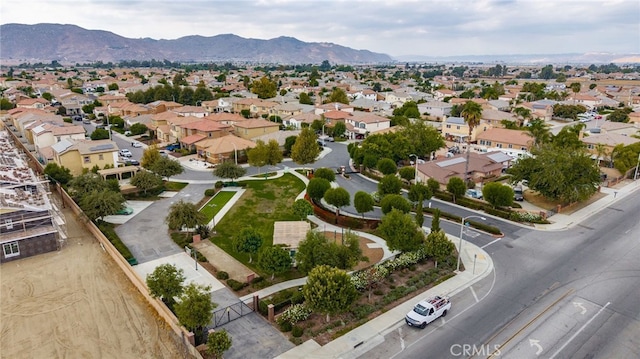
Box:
327 88 349 104
174 283 216 338
291 128 321 164
150 156 184 180
302 265 358 322
424 230 455 268
213 161 246 182
380 194 411 214
306 177 331 202
508 145 600 202
398 121 445 158
378 174 403 196
323 187 350 217
233 227 263 263
251 76 277 99
43 162 72 185
353 191 374 218
79 189 126 221
130 170 163 196
377 209 424 252
165 200 207 238
313 167 336 182
292 199 314 220
295 231 362 274
446 177 466 203
257 245 292 279
482 182 514 208
146 263 185 310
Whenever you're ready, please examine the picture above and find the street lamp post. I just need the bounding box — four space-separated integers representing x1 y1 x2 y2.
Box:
410 154 419 183
456 215 486 272
634 153 640 181
232 143 238 165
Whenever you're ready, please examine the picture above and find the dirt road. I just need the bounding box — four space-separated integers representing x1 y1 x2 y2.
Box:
0 208 186 359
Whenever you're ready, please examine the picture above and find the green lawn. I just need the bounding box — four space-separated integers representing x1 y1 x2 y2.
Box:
210 173 306 278
199 190 236 222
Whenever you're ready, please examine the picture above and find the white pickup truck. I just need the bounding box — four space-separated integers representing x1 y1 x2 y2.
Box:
405 295 451 329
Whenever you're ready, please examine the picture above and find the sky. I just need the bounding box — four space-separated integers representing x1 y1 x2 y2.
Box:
1 0 639 58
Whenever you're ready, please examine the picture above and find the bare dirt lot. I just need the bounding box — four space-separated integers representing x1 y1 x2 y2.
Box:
0 208 185 359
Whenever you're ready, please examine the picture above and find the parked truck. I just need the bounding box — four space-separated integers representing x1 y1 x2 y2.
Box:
405 295 451 329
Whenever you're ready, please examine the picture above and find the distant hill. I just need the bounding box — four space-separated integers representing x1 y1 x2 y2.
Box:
0 23 393 64
393 52 640 65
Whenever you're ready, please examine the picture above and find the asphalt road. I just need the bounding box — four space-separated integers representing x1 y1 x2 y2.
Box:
361 187 640 359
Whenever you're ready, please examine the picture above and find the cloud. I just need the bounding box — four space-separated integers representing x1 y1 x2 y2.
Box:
1 0 638 57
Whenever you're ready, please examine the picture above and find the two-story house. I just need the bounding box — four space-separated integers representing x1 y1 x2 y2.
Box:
232 118 280 140
344 111 391 139
177 119 233 152
416 151 510 186
442 116 491 144
31 123 86 162
475 128 534 159
50 139 119 175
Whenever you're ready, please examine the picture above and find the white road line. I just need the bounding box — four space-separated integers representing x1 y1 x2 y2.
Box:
469 285 479 303
481 237 503 249
549 301 611 359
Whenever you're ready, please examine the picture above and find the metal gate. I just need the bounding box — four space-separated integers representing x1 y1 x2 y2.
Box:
211 300 254 328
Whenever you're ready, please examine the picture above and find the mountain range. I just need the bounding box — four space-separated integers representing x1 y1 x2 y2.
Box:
0 23 393 65
1 23 637 65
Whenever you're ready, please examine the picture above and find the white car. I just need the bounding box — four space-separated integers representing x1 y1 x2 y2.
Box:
119 149 133 157
131 142 143 148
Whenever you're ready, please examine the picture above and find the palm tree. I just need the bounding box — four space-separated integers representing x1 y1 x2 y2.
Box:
513 107 532 127
569 82 581 105
526 118 551 148
594 143 608 167
461 101 483 183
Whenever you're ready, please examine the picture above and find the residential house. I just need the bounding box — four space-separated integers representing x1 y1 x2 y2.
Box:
177 119 233 152
273 103 304 118
58 92 94 115
31 123 86 161
315 102 354 115
475 128 534 158
283 112 321 129
516 100 555 122
202 98 232 113
146 100 183 114
344 111 391 139
350 98 390 113
163 116 201 144
418 100 453 120
232 98 278 118
433 89 457 101
582 132 640 164
384 92 414 107
568 93 601 109
204 112 248 127
16 98 50 110
51 139 119 176
196 134 256 164
171 105 209 118
416 151 510 186
233 118 280 140
441 116 491 143
481 109 519 127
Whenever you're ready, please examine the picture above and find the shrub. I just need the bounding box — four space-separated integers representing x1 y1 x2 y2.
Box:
215 181 224 189
204 188 216 196
227 278 247 291
216 271 229 280
291 326 304 338
290 291 305 305
373 289 384 296
278 303 312 325
278 320 292 332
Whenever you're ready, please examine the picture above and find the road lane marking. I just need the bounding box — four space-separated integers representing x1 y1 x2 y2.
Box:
486 288 574 358
549 301 611 359
469 285 479 303
481 237 503 249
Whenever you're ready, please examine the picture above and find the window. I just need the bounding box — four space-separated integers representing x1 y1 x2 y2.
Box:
4 219 13 230
3 242 20 258
99 154 104 160
497 144 503 148
446 124 451 129
456 126 460 130
83 156 90 163
508 144 513 148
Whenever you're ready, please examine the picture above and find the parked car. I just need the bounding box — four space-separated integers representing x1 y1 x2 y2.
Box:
131 142 143 148
119 149 133 157
125 159 140 166
116 207 133 215
165 144 180 151
514 186 524 201
466 189 483 200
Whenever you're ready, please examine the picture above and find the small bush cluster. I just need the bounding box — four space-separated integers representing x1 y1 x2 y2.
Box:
216 271 229 280
227 278 247 291
277 303 312 326
204 188 217 196
351 248 427 291
509 211 548 223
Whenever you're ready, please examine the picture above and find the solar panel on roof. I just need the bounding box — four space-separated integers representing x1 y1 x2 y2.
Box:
437 157 466 167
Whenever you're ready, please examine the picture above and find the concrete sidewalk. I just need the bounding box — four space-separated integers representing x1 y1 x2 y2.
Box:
275 234 493 359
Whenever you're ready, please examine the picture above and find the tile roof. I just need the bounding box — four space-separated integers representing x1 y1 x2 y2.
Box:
476 128 533 147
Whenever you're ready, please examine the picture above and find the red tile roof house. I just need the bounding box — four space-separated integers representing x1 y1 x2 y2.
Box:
177 119 233 152
475 128 534 154
416 151 512 187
